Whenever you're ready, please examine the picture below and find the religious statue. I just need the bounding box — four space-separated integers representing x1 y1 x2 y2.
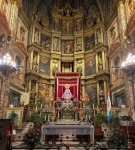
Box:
96 29 102 45
34 29 39 44
98 55 103 72
76 18 82 31
99 84 104 104
32 55 39 72
54 18 59 31
53 38 59 52
61 84 73 100
62 4 72 16
76 38 82 52
52 65 58 75
77 65 82 75
30 88 36 103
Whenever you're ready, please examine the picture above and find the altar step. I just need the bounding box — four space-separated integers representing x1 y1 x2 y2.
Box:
13 122 34 141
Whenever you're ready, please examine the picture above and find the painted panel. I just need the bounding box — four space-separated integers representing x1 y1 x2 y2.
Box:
39 56 50 75
85 34 95 51
40 34 51 51
85 56 96 76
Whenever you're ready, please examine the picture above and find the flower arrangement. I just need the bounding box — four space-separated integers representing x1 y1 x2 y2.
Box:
21 128 41 148
107 127 128 148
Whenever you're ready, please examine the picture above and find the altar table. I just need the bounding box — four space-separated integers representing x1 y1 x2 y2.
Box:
41 125 94 143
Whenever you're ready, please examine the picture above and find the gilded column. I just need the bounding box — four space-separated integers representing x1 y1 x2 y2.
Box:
102 51 105 71
97 82 100 104
28 79 31 109
117 0 127 56
30 51 33 70
37 53 40 73
35 81 38 104
104 80 107 103
32 27 35 43
50 59 53 76
96 54 98 73
74 58 77 72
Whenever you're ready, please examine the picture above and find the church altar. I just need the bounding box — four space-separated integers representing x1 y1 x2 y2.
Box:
41 124 94 144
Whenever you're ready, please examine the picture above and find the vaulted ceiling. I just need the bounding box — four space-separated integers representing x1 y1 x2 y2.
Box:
22 0 114 22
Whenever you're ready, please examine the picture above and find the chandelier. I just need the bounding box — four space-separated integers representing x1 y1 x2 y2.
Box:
0 53 17 75
122 53 135 73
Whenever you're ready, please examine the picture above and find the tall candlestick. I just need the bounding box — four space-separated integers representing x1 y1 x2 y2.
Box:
93 104 94 109
45 114 46 120
89 115 90 121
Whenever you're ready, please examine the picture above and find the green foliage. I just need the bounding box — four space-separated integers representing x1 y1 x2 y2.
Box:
21 128 41 148
107 128 128 148
111 109 121 128
27 113 42 125
8 111 18 125
107 109 128 148
94 113 107 124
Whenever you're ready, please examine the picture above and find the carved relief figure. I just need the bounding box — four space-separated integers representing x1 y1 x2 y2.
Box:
1 0 7 13
76 37 82 52
62 20 73 34
34 28 39 44
62 40 74 54
20 27 25 42
98 55 103 72
85 35 95 51
38 83 50 104
76 18 82 31
62 4 73 16
129 1 135 16
53 37 59 52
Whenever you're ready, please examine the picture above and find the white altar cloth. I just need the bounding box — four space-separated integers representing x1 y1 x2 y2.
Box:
41 125 94 142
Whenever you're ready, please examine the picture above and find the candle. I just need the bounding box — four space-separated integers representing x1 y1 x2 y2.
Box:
45 115 46 120
93 104 94 109
30 111 31 116
41 104 42 109
36 106 37 112
89 115 90 121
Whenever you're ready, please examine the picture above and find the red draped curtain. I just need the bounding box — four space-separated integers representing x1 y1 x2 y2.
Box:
55 73 80 101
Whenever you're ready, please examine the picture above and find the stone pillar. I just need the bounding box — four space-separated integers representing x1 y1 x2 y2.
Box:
32 27 35 43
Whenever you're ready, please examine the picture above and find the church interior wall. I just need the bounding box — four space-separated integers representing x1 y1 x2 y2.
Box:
0 0 135 120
